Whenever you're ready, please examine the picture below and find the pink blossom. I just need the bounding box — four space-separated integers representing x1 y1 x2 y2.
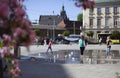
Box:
0 0 37 77
22 19 31 29
11 0 19 7
0 47 8 57
21 30 36 46
12 59 19 67
13 27 27 40
14 16 23 22
75 0 95 9
9 53 15 57
14 7 25 17
29 30 36 42
9 67 21 77
0 2 10 19
2 21 9 28
3 34 12 46
88 0 94 1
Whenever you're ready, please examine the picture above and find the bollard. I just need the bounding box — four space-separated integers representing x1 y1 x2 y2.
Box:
0 59 3 78
14 45 21 59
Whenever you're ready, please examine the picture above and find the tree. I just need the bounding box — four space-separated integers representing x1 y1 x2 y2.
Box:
111 31 120 39
86 31 94 38
62 30 70 36
0 0 35 78
74 0 95 10
77 13 83 21
34 29 41 37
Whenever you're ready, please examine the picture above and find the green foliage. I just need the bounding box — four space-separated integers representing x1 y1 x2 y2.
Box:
77 13 83 21
86 31 94 37
34 29 41 36
62 30 70 36
0 41 3 48
111 31 120 39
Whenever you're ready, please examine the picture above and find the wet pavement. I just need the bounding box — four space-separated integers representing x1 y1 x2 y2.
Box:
21 49 120 64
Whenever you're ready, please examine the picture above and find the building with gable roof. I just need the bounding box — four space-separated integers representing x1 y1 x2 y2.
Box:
32 5 82 39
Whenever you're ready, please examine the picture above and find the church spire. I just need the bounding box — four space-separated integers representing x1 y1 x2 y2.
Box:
60 5 68 20
62 5 65 11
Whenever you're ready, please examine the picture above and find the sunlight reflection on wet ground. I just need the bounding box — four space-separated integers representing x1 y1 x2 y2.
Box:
21 50 120 64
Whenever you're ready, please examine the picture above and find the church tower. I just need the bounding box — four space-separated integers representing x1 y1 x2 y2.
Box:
60 5 68 20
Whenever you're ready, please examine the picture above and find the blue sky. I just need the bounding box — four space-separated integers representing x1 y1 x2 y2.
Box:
24 0 83 22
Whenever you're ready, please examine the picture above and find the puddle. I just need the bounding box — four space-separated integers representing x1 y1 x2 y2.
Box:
21 50 120 64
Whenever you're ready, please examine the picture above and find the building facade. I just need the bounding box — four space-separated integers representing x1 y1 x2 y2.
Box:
32 5 82 39
32 5 69 39
83 0 120 41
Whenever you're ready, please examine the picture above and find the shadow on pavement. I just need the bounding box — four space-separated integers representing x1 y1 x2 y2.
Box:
16 60 71 78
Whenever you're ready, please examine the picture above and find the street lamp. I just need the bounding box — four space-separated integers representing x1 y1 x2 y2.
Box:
80 26 82 35
73 21 75 35
80 24 86 36
48 17 55 40
53 19 55 41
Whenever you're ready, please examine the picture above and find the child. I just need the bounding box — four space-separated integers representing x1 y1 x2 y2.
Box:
46 40 53 54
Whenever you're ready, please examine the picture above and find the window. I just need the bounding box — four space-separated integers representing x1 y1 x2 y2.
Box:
105 7 110 14
114 5 118 14
105 18 110 26
97 7 101 15
89 9 93 14
114 16 118 26
97 18 101 26
89 19 93 26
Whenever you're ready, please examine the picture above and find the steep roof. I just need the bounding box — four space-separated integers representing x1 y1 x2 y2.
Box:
57 20 82 29
57 20 66 28
39 15 63 25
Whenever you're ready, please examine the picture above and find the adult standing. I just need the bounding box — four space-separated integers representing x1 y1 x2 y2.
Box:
78 35 86 63
106 36 112 57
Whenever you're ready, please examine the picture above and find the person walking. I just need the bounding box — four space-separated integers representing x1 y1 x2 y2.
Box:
106 36 112 58
78 35 86 63
46 40 53 54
